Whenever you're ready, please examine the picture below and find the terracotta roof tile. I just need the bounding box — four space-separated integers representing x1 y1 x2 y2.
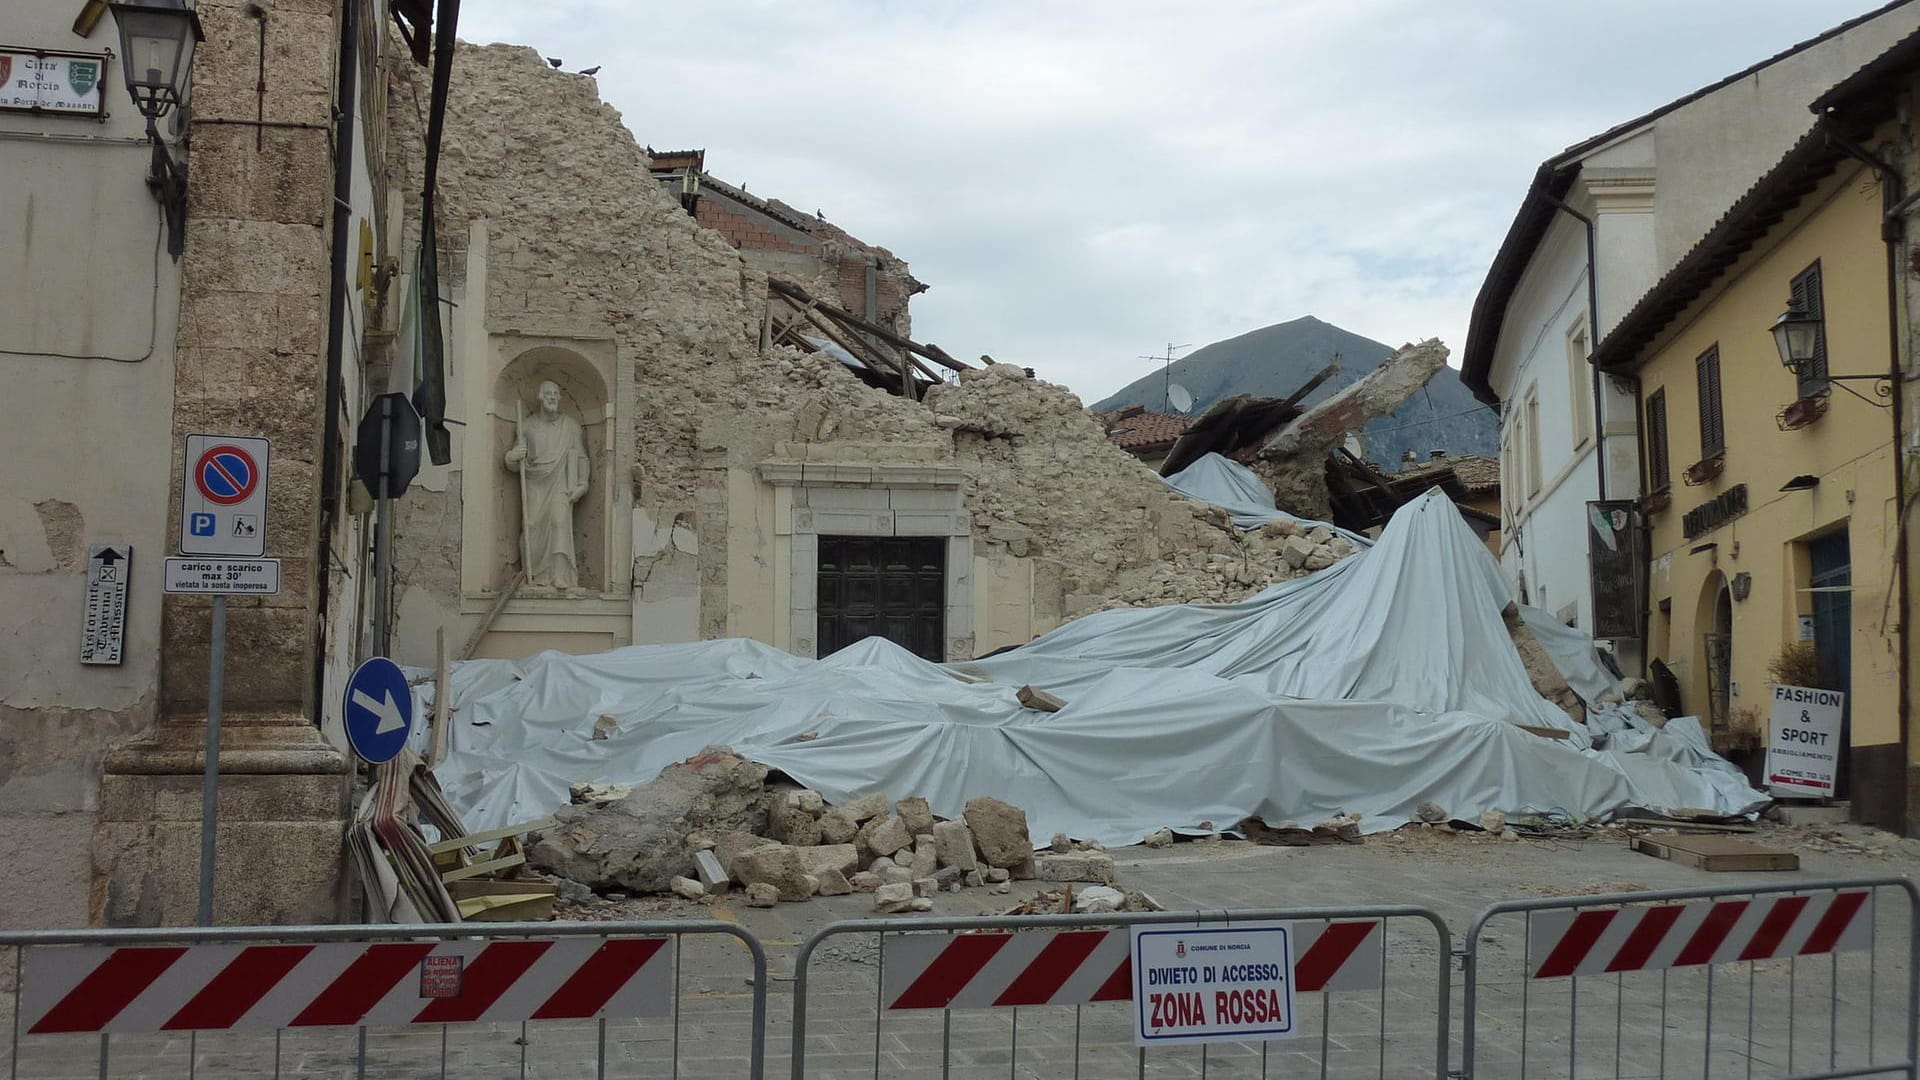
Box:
1101 410 1195 452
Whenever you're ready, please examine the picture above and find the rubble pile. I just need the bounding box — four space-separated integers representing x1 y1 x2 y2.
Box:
529 749 1118 912
393 45 1367 625
924 364 1358 614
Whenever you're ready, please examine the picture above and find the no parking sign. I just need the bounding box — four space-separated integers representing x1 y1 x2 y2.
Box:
179 434 269 557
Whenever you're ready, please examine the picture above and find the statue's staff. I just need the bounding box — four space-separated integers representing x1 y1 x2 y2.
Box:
515 396 533 583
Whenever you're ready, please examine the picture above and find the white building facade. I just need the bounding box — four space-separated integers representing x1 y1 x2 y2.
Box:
1462 0 1920 667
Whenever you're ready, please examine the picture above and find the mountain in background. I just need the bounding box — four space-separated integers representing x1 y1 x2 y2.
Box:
1090 316 1496 468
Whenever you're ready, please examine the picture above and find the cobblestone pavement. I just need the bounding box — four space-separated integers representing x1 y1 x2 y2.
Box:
3 822 1915 1079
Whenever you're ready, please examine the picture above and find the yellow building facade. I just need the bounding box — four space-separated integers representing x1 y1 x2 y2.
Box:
1594 131 1904 822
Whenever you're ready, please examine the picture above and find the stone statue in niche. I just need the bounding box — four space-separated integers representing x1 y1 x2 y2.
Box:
506 380 591 590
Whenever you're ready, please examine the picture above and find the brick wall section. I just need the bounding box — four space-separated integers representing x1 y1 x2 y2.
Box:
691 198 820 257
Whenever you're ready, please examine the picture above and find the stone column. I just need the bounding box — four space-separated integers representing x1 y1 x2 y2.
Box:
91 0 350 926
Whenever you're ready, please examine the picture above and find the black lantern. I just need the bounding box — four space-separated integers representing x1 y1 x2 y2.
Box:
109 0 202 260
109 1 203 118
1770 299 1821 372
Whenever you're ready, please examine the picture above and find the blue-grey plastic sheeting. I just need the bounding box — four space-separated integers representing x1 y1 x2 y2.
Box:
420 491 1765 846
1160 452 1371 542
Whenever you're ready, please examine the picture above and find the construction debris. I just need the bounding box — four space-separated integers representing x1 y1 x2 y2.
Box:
523 747 1093 909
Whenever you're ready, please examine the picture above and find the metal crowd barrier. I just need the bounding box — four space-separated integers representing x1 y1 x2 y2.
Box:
788 905 1452 1079
3 917 769 1079
1457 876 1919 1080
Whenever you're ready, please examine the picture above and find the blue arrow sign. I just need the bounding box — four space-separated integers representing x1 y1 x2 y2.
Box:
343 657 414 764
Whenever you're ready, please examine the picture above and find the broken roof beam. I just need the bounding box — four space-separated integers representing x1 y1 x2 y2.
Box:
778 295 913 395
767 278 971 373
1280 360 1341 409
1260 339 1449 461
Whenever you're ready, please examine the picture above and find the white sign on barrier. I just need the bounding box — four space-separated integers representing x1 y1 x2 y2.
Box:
1131 922 1298 1046
1767 683 1844 798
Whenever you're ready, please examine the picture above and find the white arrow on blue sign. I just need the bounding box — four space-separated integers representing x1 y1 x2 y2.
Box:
343 657 415 764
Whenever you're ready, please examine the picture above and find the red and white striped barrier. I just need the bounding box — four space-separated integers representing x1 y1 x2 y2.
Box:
880 920 1381 1010
1525 890 1871 979
21 936 675 1036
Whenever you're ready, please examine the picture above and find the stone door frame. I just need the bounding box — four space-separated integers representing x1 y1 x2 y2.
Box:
760 460 973 660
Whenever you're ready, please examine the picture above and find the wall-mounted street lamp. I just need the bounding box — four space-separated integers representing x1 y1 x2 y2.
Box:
109 0 203 260
1770 298 1891 405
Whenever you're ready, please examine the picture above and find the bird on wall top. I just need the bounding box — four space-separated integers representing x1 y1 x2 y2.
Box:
546 57 563 68
579 66 601 76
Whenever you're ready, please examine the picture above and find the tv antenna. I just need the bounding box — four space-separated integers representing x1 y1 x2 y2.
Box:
1138 342 1192 412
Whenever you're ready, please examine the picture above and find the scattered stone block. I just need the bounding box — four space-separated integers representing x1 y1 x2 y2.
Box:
873 882 915 912
1049 833 1072 853
896 796 935 836
866 815 913 858
1304 546 1336 571
1010 855 1038 880
984 867 1010 884
1123 890 1165 912
931 865 961 886
991 882 1011 894
1073 885 1124 914
909 845 938 879
963 870 984 888
745 883 778 908
797 844 860 880
733 845 815 902
868 855 897 874
1143 828 1174 848
912 878 937 899
693 849 729 892
879 865 913 886
932 820 979 872
841 792 890 823
793 790 826 815
848 871 882 892
818 808 860 844
1415 802 1448 824
669 876 706 901
963 796 1032 869
1036 852 1115 884
814 868 853 896
1282 535 1315 569
1017 685 1067 712
1479 810 1508 834
910 898 934 912
716 831 779 877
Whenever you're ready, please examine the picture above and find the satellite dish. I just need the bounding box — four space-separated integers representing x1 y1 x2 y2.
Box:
1167 383 1194 414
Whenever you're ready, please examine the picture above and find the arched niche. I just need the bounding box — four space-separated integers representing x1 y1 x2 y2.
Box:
492 346 609 592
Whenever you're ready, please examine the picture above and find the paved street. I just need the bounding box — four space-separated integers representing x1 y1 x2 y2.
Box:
3 823 1915 1079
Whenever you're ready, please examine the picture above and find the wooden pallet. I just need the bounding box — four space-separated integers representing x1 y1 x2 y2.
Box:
1630 833 1798 871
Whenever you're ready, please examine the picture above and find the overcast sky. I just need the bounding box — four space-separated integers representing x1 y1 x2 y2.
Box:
458 1 1892 403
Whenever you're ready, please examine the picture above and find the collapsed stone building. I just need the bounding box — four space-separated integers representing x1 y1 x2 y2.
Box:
378 44 1440 666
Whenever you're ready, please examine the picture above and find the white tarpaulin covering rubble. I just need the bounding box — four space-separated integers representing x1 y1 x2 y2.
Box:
420 489 1765 846
1161 452 1370 542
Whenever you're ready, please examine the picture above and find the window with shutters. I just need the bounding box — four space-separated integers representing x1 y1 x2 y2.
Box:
1696 345 1725 458
1524 387 1542 497
1790 261 1829 399
1567 317 1592 448
1646 388 1670 491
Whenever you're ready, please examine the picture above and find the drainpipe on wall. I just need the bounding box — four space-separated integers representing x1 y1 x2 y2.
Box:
1819 117 1910 831
312 0 359 721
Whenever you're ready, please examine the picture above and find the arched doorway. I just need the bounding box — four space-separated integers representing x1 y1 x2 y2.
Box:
1693 570 1732 735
